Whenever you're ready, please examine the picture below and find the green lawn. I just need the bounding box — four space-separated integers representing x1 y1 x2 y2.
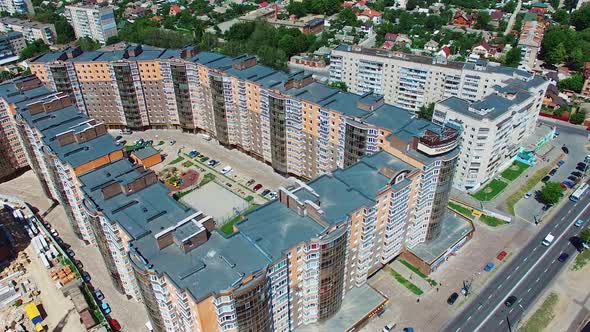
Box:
390 269 424 295
472 179 508 201
518 293 558 332
500 161 530 181
219 204 260 235
182 160 194 168
448 202 475 220
506 166 552 215
199 173 216 187
479 214 507 227
169 156 184 165
400 260 438 286
572 248 590 271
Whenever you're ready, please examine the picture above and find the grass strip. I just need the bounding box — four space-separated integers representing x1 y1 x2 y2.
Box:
480 214 507 227
448 202 475 220
506 166 552 215
169 156 184 165
390 269 424 296
518 293 558 332
219 204 260 235
572 248 590 271
400 260 438 286
182 160 194 168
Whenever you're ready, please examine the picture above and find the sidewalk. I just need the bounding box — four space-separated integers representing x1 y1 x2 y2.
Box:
389 260 433 293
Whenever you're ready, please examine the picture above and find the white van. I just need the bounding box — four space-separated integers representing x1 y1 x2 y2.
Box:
221 166 233 174
383 323 396 332
542 233 555 246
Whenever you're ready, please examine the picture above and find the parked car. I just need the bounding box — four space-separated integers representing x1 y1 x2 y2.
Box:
115 135 122 141
558 252 569 262
483 262 494 272
94 289 104 301
561 180 575 188
497 251 508 261
524 192 532 199
577 162 587 168
261 189 271 196
549 169 558 176
146 140 153 146
253 184 262 191
447 292 459 305
221 166 233 174
383 323 396 332
200 156 209 163
110 319 121 332
246 179 255 186
568 175 579 183
81 271 91 282
208 160 216 166
268 192 278 200
541 175 551 183
188 150 199 158
504 295 517 307
66 248 75 257
554 131 560 137
575 219 584 227
74 260 83 270
542 204 554 211
576 165 587 172
557 160 565 167
212 161 221 167
562 146 569 154
101 302 111 315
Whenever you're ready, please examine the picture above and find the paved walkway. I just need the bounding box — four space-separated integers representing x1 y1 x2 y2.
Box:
504 0 523 35
389 260 433 293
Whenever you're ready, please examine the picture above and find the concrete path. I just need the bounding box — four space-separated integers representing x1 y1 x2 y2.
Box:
504 0 523 35
389 260 433 293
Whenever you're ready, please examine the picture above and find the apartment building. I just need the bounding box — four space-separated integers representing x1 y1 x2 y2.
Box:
29 44 463 244
0 31 26 64
0 17 56 45
432 76 549 191
0 73 29 181
64 4 118 44
518 19 545 70
0 0 33 15
2 72 461 332
329 44 546 112
1 77 123 245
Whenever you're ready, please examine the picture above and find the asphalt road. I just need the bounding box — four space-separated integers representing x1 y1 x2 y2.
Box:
442 189 590 332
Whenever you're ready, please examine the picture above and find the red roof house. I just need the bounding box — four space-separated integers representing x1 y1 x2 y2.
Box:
452 11 475 27
169 5 182 16
259 1 269 7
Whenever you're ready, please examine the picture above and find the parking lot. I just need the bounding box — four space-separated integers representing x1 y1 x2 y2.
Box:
114 129 294 193
514 123 589 223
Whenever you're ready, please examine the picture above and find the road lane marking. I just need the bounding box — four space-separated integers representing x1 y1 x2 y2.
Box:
527 288 532 293
473 200 590 332
509 308 514 314
488 294 493 299
524 257 528 262
536 277 541 283
456 328 461 332
507 275 511 280
499 320 504 325
467 316 472 321
478 305 483 310
533 247 538 252
515 265 520 271
544 268 549 273
554 224 559 229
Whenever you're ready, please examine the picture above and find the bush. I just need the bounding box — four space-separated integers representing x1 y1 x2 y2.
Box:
539 182 564 205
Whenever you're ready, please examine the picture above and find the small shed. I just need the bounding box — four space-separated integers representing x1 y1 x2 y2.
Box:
130 146 162 168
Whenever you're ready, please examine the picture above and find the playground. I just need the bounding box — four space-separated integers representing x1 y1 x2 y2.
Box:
160 167 200 192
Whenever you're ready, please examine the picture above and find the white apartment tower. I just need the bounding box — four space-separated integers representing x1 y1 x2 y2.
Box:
65 4 117 44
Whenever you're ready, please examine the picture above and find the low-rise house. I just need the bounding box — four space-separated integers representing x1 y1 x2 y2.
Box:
357 9 382 25
424 39 439 52
452 10 475 27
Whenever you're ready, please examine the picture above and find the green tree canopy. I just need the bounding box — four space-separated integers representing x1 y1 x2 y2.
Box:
502 46 522 67
328 81 348 91
553 9 569 25
581 228 590 244
539 182 564 205
558 73 584 92
474 11 491 30
19 39 49 61
570 5 590 31
417 103 435 120
76 37 101 51
569 109 586 124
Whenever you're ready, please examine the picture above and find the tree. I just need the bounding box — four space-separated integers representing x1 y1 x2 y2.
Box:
337 8 359 27
76 37 101 51
406 0 418 10
547 42 567 65
0 71 15 82
503 0 516 12
106 36 122 45
417 103 435 120
569 109 586 124
286 1 307 17
199 32 218 51
558 73 584 92
19 40 49 61
553 9 569 25
581 228 590 244
328 81 348 91
502 47 522 67
539 182 564 205
474 11 491 30
570 5 590 31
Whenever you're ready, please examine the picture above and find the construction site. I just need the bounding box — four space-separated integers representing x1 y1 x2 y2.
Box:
0 195 107 332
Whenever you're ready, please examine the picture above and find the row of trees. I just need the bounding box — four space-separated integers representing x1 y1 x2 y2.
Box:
222 21 319 70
